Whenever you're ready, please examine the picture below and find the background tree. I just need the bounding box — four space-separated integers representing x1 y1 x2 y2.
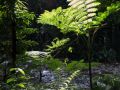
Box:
0 0 37 89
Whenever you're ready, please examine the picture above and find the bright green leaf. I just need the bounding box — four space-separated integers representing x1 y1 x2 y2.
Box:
7 78 16 83
17 68 25 75
68 47 73 53
17 83 25 88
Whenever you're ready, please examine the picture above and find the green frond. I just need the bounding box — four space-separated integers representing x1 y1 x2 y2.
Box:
15 0 28 12
38 0 120 37
92 1 120 25
68 0 100 25
59 70 80 90
46 38 70 52
38 0 100 35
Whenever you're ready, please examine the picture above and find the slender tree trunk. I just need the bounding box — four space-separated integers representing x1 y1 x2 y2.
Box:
88 31 93 90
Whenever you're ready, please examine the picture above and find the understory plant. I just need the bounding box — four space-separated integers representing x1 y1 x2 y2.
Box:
1 68 27 90
38 0 120 89
38 0 120 57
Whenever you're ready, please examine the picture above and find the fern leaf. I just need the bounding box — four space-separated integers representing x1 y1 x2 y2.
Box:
68 0 100 23
59 70 80 90
46 38 70 52
38 0 100 34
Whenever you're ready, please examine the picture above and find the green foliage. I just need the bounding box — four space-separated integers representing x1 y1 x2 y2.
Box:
17 55 63 71
0 0 37 89
38 0 120 35
10 68 25 75
92 1 120 25
46 38 70 52
0 0 37 55
35 57 64 70
38 0 100 55
66 60 99 72
93 74 120 90
15 0 38 54
6 68 28 89
38 0 120 62
38 0 100 34
68 47 73 53
59 70 80 90
43 58 63 70
66 60 84 71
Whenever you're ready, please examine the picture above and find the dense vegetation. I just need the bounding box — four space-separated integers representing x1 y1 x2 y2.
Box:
0 0 120 90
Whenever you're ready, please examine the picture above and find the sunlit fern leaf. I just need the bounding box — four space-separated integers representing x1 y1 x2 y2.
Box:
38 0 100 34
92 1 120 25
15 0 28 11
59 70 80 90
68 0 100 25
38 7 81 34
46 38 70 52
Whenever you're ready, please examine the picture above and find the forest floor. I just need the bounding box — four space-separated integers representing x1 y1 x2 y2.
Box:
26 59 120 89
72 63 120 89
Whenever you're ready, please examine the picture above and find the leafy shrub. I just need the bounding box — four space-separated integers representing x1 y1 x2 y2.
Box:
5 68 28 90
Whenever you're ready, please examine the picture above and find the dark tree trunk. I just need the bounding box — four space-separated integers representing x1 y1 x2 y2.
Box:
2 0 17 83
6 0 17 68
88 30 93 90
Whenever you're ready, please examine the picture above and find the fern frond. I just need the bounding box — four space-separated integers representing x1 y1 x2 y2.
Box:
46 38 70 52
68 0 100 25
38 0 100 35
92 1 120 25
59 70 80 90
15 0 28 11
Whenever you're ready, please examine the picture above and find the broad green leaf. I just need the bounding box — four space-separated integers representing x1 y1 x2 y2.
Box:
68 47 73 53
17 68 25 75
7 78 16 83
10 68 17 72
10 68 25 75
17 83 25 88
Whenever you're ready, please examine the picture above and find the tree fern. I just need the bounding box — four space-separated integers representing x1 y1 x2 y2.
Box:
38 0 100 34
38 1 120 56
68 0 100 23
38 0 120 34
37 1 120 89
